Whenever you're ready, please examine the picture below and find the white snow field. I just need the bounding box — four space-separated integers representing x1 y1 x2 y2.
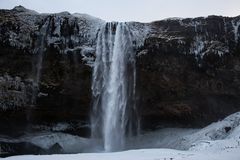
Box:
3 147 240 160
2 112 240 160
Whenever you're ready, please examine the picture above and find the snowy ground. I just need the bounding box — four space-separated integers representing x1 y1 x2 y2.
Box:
3 147 240 160
2 112 240 160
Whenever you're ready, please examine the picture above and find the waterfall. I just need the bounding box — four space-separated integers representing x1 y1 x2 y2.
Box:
30 33 45 106
31 19 49 105
91 22 138 152
35 35 44 85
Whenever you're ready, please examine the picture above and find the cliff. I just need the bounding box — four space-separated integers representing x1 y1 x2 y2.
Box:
0 6 240 139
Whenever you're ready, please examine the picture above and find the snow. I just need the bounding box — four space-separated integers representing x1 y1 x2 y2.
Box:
228 125 240 139
232 19 240 43
3 147 240 160
72 12 105 43
163 17 184 21
2 7 235 65
2 112 240 159
52 17 61 37
137 49 148 56
0 6 105 57
178 114 240 153
72 13 104 25
128 112 240 151
0 132 99 153
190 35 205 58
28 133 93 152
190 36 229 59
179 19 204 31
127 22 151 48
157 34 185 43
13 5 39 15
64 45 95 67
32 123 71 132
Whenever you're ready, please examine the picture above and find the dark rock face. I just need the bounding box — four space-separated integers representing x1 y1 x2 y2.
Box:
0 6 240 154
137 16 240 129
0 6 97 137
0 141 64 157
0 46 92 137
0 142 47 157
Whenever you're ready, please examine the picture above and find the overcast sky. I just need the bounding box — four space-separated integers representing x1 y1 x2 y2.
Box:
0 0 240 22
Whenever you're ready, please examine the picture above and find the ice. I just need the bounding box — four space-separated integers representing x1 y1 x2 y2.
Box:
232 19 240 43
190 35 205 58
190 36 229 59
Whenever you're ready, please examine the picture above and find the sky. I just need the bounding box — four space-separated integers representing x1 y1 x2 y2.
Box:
0 0 240 22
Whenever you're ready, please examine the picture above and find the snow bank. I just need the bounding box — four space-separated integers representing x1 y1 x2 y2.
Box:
0 132 100 153
2 112 240 159
4 147 240 160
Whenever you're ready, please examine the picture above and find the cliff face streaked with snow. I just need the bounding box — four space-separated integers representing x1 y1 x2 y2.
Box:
0 6 149 66
138 15 240 129
0 6 240 147
1 6 240 60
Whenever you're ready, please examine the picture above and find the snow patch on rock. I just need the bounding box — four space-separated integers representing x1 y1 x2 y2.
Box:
0 74 37 110
190 35 229 59
190 35 205 58
127 22 151 48
127 112 240 151
232 19 240 43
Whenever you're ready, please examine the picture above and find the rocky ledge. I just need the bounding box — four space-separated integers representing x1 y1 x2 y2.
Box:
0 6 240 138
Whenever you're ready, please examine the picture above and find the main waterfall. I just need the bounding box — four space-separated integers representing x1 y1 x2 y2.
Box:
91 22 138 152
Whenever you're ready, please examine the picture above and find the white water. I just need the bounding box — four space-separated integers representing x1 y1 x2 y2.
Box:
91 22 138 152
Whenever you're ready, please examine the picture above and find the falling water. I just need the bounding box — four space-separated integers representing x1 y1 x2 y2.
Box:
91 22 138 152
30 34 45 106
26 25 46 135
31 20 49 105
35 35 44 85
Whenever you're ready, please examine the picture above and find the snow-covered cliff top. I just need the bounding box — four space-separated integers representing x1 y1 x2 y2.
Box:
0 6 239 61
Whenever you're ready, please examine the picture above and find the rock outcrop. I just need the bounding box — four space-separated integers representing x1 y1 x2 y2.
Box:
137 16 240 129
0 6 240 140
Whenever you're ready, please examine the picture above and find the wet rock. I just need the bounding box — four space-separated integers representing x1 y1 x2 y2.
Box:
48 143 63 154
0 142 46 157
